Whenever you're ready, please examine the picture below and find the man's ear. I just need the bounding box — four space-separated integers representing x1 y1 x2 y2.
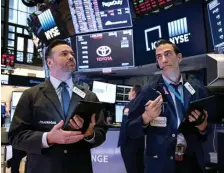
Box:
177 53 182 63
46 58 52 69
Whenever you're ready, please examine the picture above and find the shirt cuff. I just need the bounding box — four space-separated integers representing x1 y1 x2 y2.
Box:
42 132 50 148
199 129 207 135
84 131 95 143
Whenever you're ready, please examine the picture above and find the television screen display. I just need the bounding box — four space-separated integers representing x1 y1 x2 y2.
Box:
27 0 75 47
133 0 207 66
92 81 116 103
1 54 15 68
207 0 224 50
1 74 9 85
115 103 125 123
76 29 135 71
12 92 23 107
68 0 132 34
132 0 178 16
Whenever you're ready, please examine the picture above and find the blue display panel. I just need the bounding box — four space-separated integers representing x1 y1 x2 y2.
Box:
134 0 207 65
207 0 224 49
68 0 133 34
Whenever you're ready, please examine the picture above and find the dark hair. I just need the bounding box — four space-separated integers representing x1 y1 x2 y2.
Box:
132 85 142 96
155 39 181 55
45 39 70 60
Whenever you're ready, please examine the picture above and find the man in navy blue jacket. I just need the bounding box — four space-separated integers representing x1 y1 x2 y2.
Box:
126 40 208 173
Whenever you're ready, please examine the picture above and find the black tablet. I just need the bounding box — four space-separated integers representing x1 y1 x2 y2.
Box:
188 95 216 125
190 95 216 111
73 101 104 121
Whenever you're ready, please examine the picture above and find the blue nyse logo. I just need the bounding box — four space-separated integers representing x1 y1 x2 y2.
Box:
168 17 190 44
38 9 60 40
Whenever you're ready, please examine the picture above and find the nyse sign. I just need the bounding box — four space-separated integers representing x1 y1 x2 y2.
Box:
145 17 191 52
45 26 60 40
169 33 190 45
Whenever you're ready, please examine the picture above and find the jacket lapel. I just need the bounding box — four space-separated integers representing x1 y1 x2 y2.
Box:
42 79 65 120
64 85 85 126
182 75 193 112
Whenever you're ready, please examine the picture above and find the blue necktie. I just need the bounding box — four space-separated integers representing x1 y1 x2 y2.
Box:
60 82 70 117
170 83 185 127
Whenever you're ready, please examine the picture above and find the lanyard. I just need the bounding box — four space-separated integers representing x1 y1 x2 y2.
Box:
163 80 184 105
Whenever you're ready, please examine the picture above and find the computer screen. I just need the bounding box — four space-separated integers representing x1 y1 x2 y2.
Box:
207 0 224 50
115 103 125 123
1 54 15 69
92 81 116 103
1 74 9 85
12 92 23 107
76 29 135 71
132 0 178 16
68 0 132 34
134 0 207 66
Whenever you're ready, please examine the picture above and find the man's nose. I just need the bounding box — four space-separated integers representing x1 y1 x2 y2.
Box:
161 55 168 63
68 56 74 61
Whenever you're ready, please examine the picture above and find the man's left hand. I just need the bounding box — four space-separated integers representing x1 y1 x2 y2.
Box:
188 110 208 132
84 114 96 137
69 115 84 130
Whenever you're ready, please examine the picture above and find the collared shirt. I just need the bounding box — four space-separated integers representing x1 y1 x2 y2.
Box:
162 75 183 127
42 76 95 148
50 75 73 102
162 75 187 146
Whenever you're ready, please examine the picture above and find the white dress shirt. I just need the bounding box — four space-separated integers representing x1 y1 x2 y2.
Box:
42 76 94 148
162 75 187 147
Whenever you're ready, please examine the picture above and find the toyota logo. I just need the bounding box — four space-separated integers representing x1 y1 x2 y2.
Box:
96 46 111 56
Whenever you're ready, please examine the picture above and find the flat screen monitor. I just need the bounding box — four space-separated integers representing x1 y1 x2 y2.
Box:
207 0 224 50
92 81 116 103
1 74 9 85
76 29 135 71
132 0 178 16
115 103 125 123
12 92 23 107
1 54 15 69
134 0 207 66
68 0 132 34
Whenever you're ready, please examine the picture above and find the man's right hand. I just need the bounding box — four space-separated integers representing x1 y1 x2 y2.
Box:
142 95 163 125
47 120 84 145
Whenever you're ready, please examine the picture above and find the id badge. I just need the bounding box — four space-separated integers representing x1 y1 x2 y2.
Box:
175 144 185 161
150 117 167 127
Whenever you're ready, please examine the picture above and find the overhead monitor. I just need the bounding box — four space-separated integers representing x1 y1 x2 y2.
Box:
134 0 207 66
207 0 224 51
115 103 125 123
68 0 132 34
76 29 135 71
92 81 117 103
1 54 15 69
12 91 23 107
132 0 178 16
